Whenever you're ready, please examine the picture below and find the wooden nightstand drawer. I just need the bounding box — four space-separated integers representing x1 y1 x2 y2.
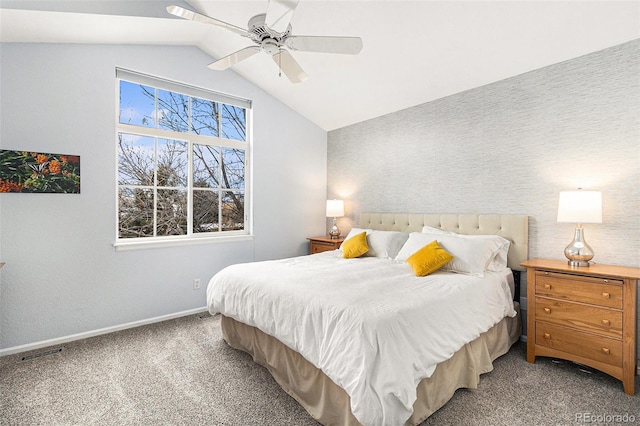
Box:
536 322 623 367
308 236 344 254
535 271 623 309
311 241 336 254
534 296 622 338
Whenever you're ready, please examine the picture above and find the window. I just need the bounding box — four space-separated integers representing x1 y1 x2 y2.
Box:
115 69 251 248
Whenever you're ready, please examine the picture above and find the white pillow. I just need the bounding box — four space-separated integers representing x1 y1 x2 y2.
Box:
421 228 511 272
341 228 409 259
364 230 409 259
459 234 510 271
396 233 439 262
396 232 505 276
421 225 449 234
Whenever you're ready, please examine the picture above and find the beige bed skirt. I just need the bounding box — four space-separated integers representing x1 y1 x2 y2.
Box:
221 304 522 426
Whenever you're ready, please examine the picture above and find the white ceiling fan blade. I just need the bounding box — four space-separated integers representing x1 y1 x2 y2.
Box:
285 36 363 54
166 5 249 37
265 0 300 34
272 50 308 84
208 46 261 70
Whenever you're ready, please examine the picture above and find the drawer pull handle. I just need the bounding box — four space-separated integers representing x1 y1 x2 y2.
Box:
602 347 610 355
603 279 609 283
602 292 610 299
602 319 610 326
544 284 552 290
544 308 551 314
544 272 549 275
543 333 551 339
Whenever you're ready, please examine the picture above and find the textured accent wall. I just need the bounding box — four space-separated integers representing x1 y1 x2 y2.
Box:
327 40 639 356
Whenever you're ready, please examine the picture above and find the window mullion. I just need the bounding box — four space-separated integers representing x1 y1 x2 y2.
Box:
151 89 158 238
217 107 222 233
187 142 194 237
188 97 193 236
218 145 222 234
117 123 247 150
153 135 158 237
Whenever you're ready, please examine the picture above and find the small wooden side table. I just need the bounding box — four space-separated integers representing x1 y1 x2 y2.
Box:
308 236 344 254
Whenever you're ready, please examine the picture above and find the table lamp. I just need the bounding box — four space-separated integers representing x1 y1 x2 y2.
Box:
557 189 602 266
326 199 344 239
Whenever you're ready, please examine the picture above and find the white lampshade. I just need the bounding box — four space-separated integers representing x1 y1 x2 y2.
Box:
326 199 344 217
557 190 602 224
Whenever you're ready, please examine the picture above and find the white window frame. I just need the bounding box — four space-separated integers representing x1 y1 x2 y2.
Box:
114 69 252 251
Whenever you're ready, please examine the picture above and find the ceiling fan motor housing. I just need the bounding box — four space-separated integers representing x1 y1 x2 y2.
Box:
248 13 291 53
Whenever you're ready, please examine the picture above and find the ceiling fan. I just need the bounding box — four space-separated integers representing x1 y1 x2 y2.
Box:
167 0 363 83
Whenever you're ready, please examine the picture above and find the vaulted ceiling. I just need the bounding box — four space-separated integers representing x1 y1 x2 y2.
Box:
1 1 638 131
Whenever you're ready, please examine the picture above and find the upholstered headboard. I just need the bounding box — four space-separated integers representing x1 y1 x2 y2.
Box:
359 213 529 272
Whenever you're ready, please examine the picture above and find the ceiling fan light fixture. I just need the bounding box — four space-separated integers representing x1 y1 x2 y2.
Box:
261 39 281 56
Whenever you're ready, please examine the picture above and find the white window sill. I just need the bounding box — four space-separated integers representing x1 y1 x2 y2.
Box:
114 234 254 251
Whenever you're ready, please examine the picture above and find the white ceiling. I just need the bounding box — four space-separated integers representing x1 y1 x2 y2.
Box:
1 1 639 131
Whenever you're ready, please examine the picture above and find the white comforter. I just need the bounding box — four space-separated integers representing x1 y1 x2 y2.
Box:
207 250 516 426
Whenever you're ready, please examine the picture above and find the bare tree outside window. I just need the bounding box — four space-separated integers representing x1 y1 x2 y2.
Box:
117 75 248 241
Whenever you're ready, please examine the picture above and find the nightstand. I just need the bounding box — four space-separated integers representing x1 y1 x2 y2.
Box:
521 258 639 395
308 236 345 254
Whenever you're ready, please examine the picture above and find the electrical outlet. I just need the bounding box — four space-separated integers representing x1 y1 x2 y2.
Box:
193 279 201 290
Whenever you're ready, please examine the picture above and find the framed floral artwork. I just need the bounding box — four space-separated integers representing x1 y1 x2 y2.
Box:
0 150 80 193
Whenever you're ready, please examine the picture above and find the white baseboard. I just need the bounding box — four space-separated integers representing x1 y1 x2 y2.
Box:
0 307 208 357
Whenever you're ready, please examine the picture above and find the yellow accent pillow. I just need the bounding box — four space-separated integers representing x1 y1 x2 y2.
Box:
342 231 369 259
406 240 455 276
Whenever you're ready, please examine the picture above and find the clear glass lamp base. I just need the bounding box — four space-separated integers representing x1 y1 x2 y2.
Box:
329 218 341 239
564 225 594 267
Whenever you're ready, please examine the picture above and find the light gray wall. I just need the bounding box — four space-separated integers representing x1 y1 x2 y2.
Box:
328 40 639 352
0 43 327 351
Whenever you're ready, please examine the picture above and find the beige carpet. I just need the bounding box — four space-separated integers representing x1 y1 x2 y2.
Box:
1 313 638 425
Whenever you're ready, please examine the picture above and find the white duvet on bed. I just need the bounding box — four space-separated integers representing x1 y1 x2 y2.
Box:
207 250 516 426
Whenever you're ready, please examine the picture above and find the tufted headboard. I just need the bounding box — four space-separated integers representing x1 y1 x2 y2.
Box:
359 213 529 272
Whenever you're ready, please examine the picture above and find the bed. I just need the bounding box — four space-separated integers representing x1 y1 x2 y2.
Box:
207 213 528 426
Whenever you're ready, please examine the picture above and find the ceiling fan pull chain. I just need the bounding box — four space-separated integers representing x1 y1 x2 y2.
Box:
278 48 282 78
